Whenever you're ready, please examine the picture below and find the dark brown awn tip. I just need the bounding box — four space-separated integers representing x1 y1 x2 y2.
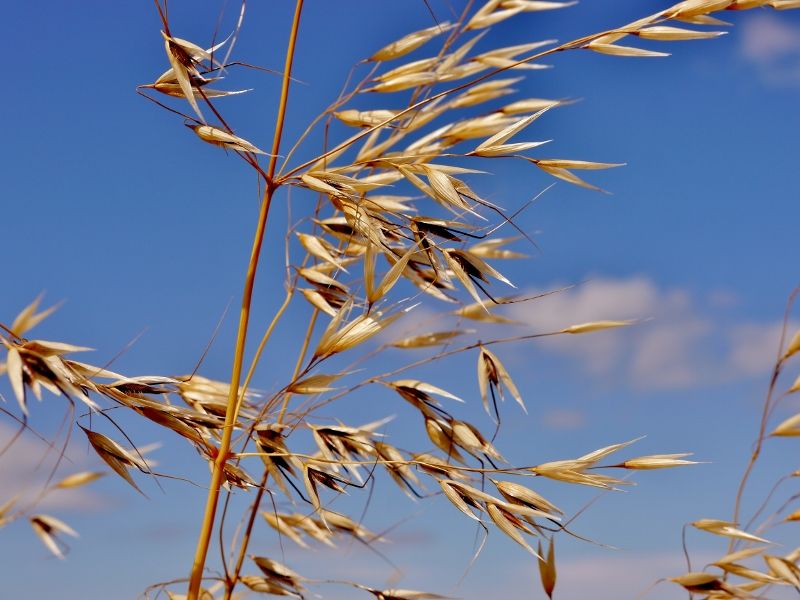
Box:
2 1 799 599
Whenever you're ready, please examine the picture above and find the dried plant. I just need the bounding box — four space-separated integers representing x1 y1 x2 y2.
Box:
2 1 799 599
667 290 800 599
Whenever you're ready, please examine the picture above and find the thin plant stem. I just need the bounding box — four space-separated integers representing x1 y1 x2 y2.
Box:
266 0 304 184
239 288 294 406
186 2 304 597
222 469 269 600
186 178 274 600
215 282 298 576
727 288 799 554
288 330 563 428
278 308 319 423
224 308 319 599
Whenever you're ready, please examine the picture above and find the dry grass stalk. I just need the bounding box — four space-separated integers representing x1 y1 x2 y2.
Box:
667 289 800 598
2 1 799 599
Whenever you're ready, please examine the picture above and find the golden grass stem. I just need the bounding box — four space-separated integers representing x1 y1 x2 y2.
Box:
267 0 304 183
224 307 318 599
223 469 269 600
186 184 274 600
186 2 304 597
218 286 296 598
217 281 302 586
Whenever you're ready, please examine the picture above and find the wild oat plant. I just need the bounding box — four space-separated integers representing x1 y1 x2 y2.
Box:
2 1 800 599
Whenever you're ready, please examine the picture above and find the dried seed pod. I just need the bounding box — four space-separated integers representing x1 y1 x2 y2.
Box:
468 5 523 29
477 345 525 417
670 572 726 594
764 555 800 587
493 480 563 515
369 22 453 62
52 472 105 490
691 519 770 544
586 43 670 58
439 479 483 522
303 465 347 512
425 418 466 463
240 575 301 598
314 307 406 358
617 453 698 469
391 330 472 349
714 547 765 566
783 331 800 359
537 537 557 599
80 427 149 493
10 295 59 336
487 503 539 555
560 320 632 334
287 373 341 395
335 109 400 128
528 158 624 192
412 453 470 480
501 1 577 12
636 25 726 40
375 442 420 497
189 124 266 154
30 515 78 559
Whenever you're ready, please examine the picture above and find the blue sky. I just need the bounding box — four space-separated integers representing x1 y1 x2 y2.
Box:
2 1 800 599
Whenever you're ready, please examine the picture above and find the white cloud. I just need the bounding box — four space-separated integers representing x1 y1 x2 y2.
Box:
511 276 670 375
630 318 711 388
707 288 739 309
740 13 800 85
727 321 786 376
355 273 790 393
0 422 108 512
553 551 718 600
542 408 587 430
451 551 718 600
509 276 787 390
270 541 708 600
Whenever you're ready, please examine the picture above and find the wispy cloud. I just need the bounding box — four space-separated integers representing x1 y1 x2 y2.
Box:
451 551 715 600
727 321 787 376
509 276 789 390
0 422 108 512
273 541 704 600
740 13 800 85
542 408 587 430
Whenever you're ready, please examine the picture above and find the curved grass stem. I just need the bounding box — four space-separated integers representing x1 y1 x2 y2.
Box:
727 287 799 555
